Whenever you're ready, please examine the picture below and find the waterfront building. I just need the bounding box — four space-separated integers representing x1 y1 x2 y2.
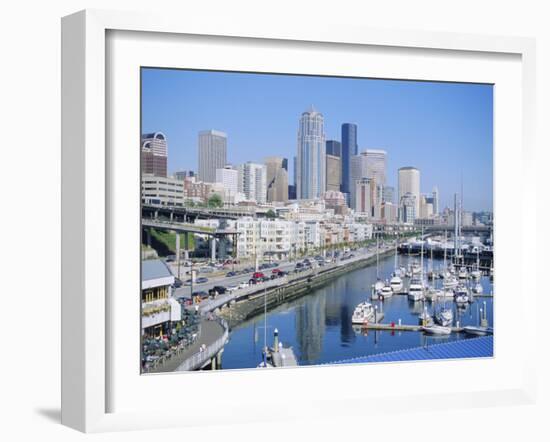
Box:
462 211 473 227
234 217 291 260
141 175 185 207
399 192 417 224
326 140 342 157
198 129 227 183
141 132 168 177
323 190 349 216
364 149 387 186
398 167 420 217
174 170 195 181
341 123 358 199
326 154 342 192
238 162 267 203
296 106 326 200
265 156 289 203
141 259 180 338
215 165 239 196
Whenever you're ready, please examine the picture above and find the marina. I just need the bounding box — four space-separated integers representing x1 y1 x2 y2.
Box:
221 250 494 369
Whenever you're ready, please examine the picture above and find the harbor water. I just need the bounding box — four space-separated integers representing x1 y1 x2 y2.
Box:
221 254 494 369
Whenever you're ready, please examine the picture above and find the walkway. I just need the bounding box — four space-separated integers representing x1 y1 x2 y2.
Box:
147 318 226 373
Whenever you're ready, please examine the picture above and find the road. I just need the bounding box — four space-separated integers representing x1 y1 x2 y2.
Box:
170 243 395 301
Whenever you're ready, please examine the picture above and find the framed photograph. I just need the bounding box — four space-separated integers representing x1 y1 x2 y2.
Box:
61 9 537 432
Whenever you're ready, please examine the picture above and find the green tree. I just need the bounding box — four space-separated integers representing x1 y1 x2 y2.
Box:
207 194 223 208
265 209 277 219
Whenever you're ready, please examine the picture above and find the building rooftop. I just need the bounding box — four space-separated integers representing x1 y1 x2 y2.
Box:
142 259 173 282
330 336 493 365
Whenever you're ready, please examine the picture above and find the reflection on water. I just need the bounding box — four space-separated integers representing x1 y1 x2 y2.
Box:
221 254 494 370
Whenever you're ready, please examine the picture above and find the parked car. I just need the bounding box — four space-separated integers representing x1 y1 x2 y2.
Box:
192 291 209 300
184 279 192 286
252 272 265 279
225 271 236 277
195 277 208 284
238 281 249 289
227 284 239 292
172 278 183 288
271 268 282 274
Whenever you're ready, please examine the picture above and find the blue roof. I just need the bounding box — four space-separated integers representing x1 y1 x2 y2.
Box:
331 336 493 365
142 259 173 282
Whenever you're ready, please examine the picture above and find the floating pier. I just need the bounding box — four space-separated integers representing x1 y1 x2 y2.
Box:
359 322 463 333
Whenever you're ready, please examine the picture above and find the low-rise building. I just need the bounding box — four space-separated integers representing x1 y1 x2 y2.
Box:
142 175 185 207
141 259 181 338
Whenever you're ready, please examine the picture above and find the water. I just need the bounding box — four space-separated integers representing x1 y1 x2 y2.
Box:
221 254 494 369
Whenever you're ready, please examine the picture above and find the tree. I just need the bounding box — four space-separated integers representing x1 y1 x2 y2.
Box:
207 194 223 208
265 209 276 219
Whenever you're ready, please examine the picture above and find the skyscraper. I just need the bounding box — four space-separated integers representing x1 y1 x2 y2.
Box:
141 132 168 177
398 166 420 217
432 186 439 214
341 123 358 198
238 162 267 203
364 149 387 186
326 140 342 157
349 153 368 210
296 106 326 200
265 156 289 203
326 154 341 192
198 130 227 183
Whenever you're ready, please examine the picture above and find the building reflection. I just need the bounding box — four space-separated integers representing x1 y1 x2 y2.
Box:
295 292 326 363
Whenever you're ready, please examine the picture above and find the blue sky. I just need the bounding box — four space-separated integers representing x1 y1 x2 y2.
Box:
141 68 493 212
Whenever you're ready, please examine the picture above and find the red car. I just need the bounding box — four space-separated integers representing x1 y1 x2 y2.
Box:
271 268 282 274
252 272 265 279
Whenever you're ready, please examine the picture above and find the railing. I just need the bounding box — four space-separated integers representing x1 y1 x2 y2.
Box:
175 319 229 371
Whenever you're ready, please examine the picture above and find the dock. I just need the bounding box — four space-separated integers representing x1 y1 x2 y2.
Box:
359 322 463 333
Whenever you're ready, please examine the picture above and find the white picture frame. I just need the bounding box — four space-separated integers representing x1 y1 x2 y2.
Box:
61 9 537 433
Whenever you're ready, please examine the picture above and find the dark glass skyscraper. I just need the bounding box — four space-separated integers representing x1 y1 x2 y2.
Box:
326 140 342 157
341 123 358 196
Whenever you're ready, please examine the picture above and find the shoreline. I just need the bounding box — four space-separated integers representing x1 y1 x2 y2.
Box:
218 248 395 329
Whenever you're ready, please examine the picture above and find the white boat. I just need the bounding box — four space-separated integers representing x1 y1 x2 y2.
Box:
454 284 470 304
352 302 376 324
463 325 493 336
423 325 451 335
440 288 455 299
390 275 403 293
425 287 445 301
380 282 393 299
408 278 425 302
470 269 482 280
443 275 459 290
458 267 469 280
419 306 434 326
435 308 454 327
472 282 483 294
374 278 385 293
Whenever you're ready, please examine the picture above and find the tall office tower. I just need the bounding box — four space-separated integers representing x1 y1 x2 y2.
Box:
288 185 297 200
341 123 358 198
326 140 342 157
141 132 168 177
265 156 289 203
400 192 417 223
198 130 227 183
293 156 297 187
398 166 421 217
296 106 326 199
383 185 395 204
355 177 378 217
215 165 239 196
365 149 387 186
326 154 341 192
349 153 368 210
432 186 439 214
238 162 267 203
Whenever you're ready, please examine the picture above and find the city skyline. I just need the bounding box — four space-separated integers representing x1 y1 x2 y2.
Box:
141 68 493 211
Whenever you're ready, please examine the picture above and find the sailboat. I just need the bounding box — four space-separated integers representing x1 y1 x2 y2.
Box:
373 236 384 293
390 236 403 293
470 247 482 280
408 228 426 302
